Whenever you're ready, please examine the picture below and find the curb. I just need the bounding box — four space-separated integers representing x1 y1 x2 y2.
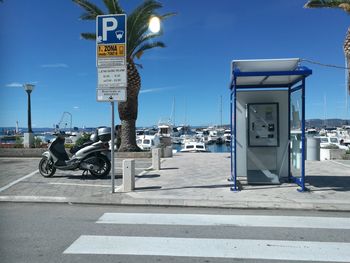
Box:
0 148 47 157
1 195 350 212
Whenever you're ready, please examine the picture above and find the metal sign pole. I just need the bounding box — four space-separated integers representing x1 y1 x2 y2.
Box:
96 14 126 194
111 101 115 193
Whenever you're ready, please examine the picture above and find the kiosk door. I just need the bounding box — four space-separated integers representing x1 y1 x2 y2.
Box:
247 103 280 184
290 89 303 180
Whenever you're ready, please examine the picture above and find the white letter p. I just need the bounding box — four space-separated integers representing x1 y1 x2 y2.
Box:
102 17 118 41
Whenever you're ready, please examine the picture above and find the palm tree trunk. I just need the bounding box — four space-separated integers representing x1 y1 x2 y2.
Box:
344 27 350 93
119 119 140 152
118 59 142 152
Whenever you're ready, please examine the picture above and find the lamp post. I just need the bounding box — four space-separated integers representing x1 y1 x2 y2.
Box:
23 83 35 147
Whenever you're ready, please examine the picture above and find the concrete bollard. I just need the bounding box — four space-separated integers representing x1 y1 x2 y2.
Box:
306 137 320 161
122 159 135 192
162 146 173 158
152 148 161 170
23 132 35 148
167 146 173 157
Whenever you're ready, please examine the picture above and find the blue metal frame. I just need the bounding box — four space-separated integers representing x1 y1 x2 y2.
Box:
288 85 291 182
233 69 312 77
230 77 239 192
289 79 308 192
229 89 233 181
290 84 303 92
230 66 312 192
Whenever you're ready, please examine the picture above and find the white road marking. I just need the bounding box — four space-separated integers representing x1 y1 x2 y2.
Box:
330 160 350 168
0 157 40 160
64 235 350 262
48 182 110 188
0 195 68 202
0 170 38 193
97 213 350 229
136 164 154 178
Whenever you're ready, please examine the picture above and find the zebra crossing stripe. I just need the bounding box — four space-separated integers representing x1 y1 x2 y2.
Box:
64 235 350 262
97 213 350 229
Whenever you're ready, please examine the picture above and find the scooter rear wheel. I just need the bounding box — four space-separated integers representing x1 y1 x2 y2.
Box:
39 157 56 177
89 154 111 178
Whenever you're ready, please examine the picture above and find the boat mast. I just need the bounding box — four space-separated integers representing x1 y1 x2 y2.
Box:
170 96 176 126
184 97 187 127
323 94 327 127
220 95 223 128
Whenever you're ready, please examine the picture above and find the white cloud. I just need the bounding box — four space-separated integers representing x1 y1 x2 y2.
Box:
140 86 178 94
5 81 39 88
41 63 69 68
5 82 23 88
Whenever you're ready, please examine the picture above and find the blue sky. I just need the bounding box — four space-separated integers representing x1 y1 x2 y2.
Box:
0 0 349 128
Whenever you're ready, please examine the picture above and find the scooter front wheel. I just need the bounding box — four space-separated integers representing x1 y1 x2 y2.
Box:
89 154 111 178
39 157 56 177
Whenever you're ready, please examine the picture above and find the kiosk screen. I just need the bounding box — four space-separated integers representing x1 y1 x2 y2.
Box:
247 103 279 147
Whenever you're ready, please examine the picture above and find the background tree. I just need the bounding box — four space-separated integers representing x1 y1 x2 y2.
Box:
73 0 175 151
304 0 350 93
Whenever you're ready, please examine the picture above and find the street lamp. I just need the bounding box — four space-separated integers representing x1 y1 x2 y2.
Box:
23 83 35 147
23 83 34 133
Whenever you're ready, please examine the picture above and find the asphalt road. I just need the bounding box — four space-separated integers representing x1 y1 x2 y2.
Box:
1 203 350 263
0 157 40 187
0 157 152 193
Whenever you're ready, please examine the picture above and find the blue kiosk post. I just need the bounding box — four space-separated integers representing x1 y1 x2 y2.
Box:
229 59 312 192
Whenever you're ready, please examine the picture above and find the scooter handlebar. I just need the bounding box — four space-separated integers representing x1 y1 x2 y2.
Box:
52 132 71 138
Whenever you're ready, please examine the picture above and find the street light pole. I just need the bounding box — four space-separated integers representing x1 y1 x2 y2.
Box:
26 88 33 133
23 84 35 147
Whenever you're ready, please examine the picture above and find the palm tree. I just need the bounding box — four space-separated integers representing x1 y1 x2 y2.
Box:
73 0 175 151
304 0 350 93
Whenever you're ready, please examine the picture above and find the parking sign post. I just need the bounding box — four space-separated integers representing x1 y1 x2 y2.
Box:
96 14 127 193
111 101 115 192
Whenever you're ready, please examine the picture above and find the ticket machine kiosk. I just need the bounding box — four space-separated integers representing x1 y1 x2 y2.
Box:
229 58 312 191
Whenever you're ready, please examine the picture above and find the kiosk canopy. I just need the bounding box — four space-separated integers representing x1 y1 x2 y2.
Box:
231 58 312 87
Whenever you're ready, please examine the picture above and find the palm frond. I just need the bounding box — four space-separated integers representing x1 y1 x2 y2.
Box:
160 12 177 20
81 32 96 40
305 0 350 11
73 0 104 20
128 32 162 58
79 13 98 20
127 1 163 56
103 0 124 14
133 41 165 59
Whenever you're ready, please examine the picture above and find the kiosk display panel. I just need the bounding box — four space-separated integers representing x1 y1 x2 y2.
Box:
247 103 279 147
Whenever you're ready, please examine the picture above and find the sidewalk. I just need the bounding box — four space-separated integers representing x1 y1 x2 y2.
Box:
1 153 350 211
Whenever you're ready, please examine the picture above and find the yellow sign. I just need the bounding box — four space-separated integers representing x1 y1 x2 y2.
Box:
98 44 125 57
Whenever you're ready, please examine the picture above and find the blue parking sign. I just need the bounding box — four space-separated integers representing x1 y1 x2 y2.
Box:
96 14 127 101
96 14 126 45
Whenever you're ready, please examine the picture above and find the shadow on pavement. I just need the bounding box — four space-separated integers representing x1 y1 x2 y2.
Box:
135 183 232 192
135 186 162 191
50 174 122 181
306 175 350 192
136 174 160 179
240 184 296 191
160 167 179 170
